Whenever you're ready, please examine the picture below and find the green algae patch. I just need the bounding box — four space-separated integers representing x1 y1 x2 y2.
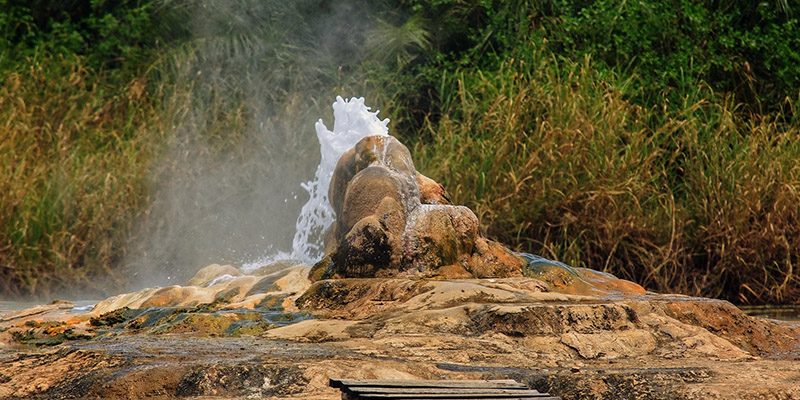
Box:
308 256 334 283
245 275 282 297
91 307 137 328
148 313 234 335
214 287 246 303
225 320 274 336
263 311 312 326
144 310 310 336
83 299 315 338
11 326 93 346
255 293 290 311
127 306 310 336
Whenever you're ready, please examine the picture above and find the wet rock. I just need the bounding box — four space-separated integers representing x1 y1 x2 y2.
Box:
90 307 135 328
560 330 658 359
521 253 646 296
329 135 418 217
147 312 235 335
338 166 412 239
10 325 92 347
327 136 419 277
187 264 242 287
249 259 302 276
332 215 399 277
658 298 800 355
176 364 308 397
2 276 800 399
403 205 479 275
468 237 526 278
308 256 333 282
417 173 451 205
90 266 312 315
325 135 531 280
0 349 127 399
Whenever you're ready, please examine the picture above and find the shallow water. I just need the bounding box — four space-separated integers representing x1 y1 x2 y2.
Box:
4 302 798 321
0 300 97 313
0 300 39 312
739 305 800 321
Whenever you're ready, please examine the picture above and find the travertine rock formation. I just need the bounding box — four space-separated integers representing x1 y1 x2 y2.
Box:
320 134 645 298
5 130 797 400
2 269 799 399
323 135 536 281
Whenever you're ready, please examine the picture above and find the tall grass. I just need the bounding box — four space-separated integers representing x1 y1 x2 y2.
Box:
0 53 163 298
0 0 427 298
118 0 382 286
2 0 798 305
414 44 800 304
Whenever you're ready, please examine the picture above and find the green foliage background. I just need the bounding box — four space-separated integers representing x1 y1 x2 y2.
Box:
1 0 798 303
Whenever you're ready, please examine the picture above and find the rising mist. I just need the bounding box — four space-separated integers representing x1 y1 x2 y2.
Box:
122 0 396 289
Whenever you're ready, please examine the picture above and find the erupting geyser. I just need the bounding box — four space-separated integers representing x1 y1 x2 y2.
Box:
282 97 645 296
291 96 389 263
271 96 644 295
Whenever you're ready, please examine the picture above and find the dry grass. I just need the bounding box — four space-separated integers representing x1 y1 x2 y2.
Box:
414 46 800 304
0 53 163 298
2 27 797 305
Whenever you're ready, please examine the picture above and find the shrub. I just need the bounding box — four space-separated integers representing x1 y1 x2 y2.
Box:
400 0 800 117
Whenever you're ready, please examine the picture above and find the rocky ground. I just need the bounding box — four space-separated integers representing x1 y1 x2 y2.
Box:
1 265 799 400
3 134 798 399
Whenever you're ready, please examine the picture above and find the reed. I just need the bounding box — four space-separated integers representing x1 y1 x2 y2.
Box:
413 44 800 304
0 52 163 298
2 0 798 305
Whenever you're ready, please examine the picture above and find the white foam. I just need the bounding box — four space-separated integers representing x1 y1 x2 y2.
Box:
290 96 389 263
240 250 295 271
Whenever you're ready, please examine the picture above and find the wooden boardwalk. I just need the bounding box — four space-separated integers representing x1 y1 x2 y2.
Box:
329 379 561 400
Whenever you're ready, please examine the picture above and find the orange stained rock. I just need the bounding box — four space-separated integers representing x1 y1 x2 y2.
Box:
529 263 646 297
417 173 451 205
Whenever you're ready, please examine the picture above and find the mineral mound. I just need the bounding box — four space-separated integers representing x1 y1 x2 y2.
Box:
1 128 798 400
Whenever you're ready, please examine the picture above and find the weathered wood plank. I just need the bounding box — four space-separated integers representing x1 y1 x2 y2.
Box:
330 379 527 389
344 393 555 399
330 378 561 400
345 387 550 395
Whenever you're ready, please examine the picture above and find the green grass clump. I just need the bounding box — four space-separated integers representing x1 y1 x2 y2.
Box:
414 44 800 304
0 53 162 298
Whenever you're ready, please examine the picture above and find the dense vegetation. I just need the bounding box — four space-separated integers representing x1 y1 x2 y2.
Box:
0 0 164 298
1 0 798 304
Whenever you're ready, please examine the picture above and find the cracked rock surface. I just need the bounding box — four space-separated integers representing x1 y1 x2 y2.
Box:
2 270 799 399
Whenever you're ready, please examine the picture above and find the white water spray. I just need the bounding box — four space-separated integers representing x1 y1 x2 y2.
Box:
289 96 389 263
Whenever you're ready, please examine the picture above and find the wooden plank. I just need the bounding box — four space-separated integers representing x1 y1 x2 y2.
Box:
330 378 561 400
330 379 527 389
346 393 554 399
345 387 549 396
352 396 561 400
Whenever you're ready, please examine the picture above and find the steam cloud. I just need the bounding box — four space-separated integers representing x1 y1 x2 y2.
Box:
123 0 390 288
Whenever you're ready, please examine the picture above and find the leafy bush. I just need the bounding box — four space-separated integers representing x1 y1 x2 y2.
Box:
398 0 800 117
532 0 800 113
0 0 161 80
0 0 165 298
